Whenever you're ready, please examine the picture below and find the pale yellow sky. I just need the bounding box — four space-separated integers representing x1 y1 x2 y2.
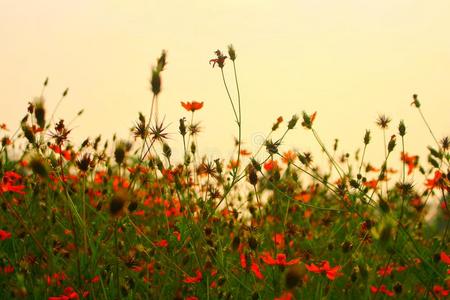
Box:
1 0 449 172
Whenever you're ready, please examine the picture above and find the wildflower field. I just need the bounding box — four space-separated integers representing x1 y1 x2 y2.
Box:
0 47 449 299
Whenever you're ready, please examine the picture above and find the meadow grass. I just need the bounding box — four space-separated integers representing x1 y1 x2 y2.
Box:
0 46 449 299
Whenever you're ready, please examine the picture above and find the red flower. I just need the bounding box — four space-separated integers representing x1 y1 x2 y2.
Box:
377 264 394 277
250 261 264 279
400 152 418 175
305 261 342 280
363 179 378 190
49 144 71 161
183 270 202 284
263 160 278 172
155 239 168 248
209 50 227 68
433 285 450 297
260 252 300 266
426 171 443 190
240 253 247 269
370 285 395 297
181 101 204 112
440 251 450 265
0 171 25 195
3 265 14 273
274 291 294 300
272 233 285 248
282 150 296 164
0 229 12 241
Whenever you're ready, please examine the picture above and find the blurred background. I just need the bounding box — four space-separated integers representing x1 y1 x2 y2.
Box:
1 0 449 176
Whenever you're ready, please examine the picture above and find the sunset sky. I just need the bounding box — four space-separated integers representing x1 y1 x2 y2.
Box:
1 0 449 172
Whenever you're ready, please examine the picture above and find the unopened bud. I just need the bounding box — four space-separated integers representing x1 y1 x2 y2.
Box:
228 44 236 61
398 120 406 137
411 94 420 108
363 130 371 145
287 114 299 130
151 69 161 96
387 135 396 152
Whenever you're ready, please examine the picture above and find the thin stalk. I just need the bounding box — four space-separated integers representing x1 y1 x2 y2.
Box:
418 108 441 150
311 128 344 179
113 219 121 299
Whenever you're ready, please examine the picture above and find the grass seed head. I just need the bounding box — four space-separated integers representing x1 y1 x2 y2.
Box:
228 44 236 61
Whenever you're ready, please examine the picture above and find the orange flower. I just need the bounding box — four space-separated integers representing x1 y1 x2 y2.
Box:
250 261 264 279
239 149 251 156
209 50 227 68
263 160 278 172
282 150 296 164
181 101 204 112
183 270 202 284
260 252 300 266
363 179 378 189
441 251 450 265
370 285 395 297
305 261 342 280
274 291 294 300
400 152 418 175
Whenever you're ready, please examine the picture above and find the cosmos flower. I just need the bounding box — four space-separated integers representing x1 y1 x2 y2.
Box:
181 101 204 112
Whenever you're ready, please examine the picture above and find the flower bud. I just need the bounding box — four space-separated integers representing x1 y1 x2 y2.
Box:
363 130 371 145
34 99 46 129
398 120 406 137
151 69 161 96
411 94 420 108
287 114 299 129
387 135 396 153
228 44 236 61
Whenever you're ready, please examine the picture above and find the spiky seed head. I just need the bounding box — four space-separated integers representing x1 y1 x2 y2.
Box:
76 153 92 173
376 114 391 129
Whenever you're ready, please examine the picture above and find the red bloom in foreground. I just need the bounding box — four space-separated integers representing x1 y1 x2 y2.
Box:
370 285 395 297
260 252 300 266
155 239 168 248
183 270 202 284
181 101 204 112
0 229 12 241
433 285 450 297
274 291 294 300
250 261 264 279
377 264 394 277
0 171 25 195
440 251 450 265
263 160 278 172
305 261 342 280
